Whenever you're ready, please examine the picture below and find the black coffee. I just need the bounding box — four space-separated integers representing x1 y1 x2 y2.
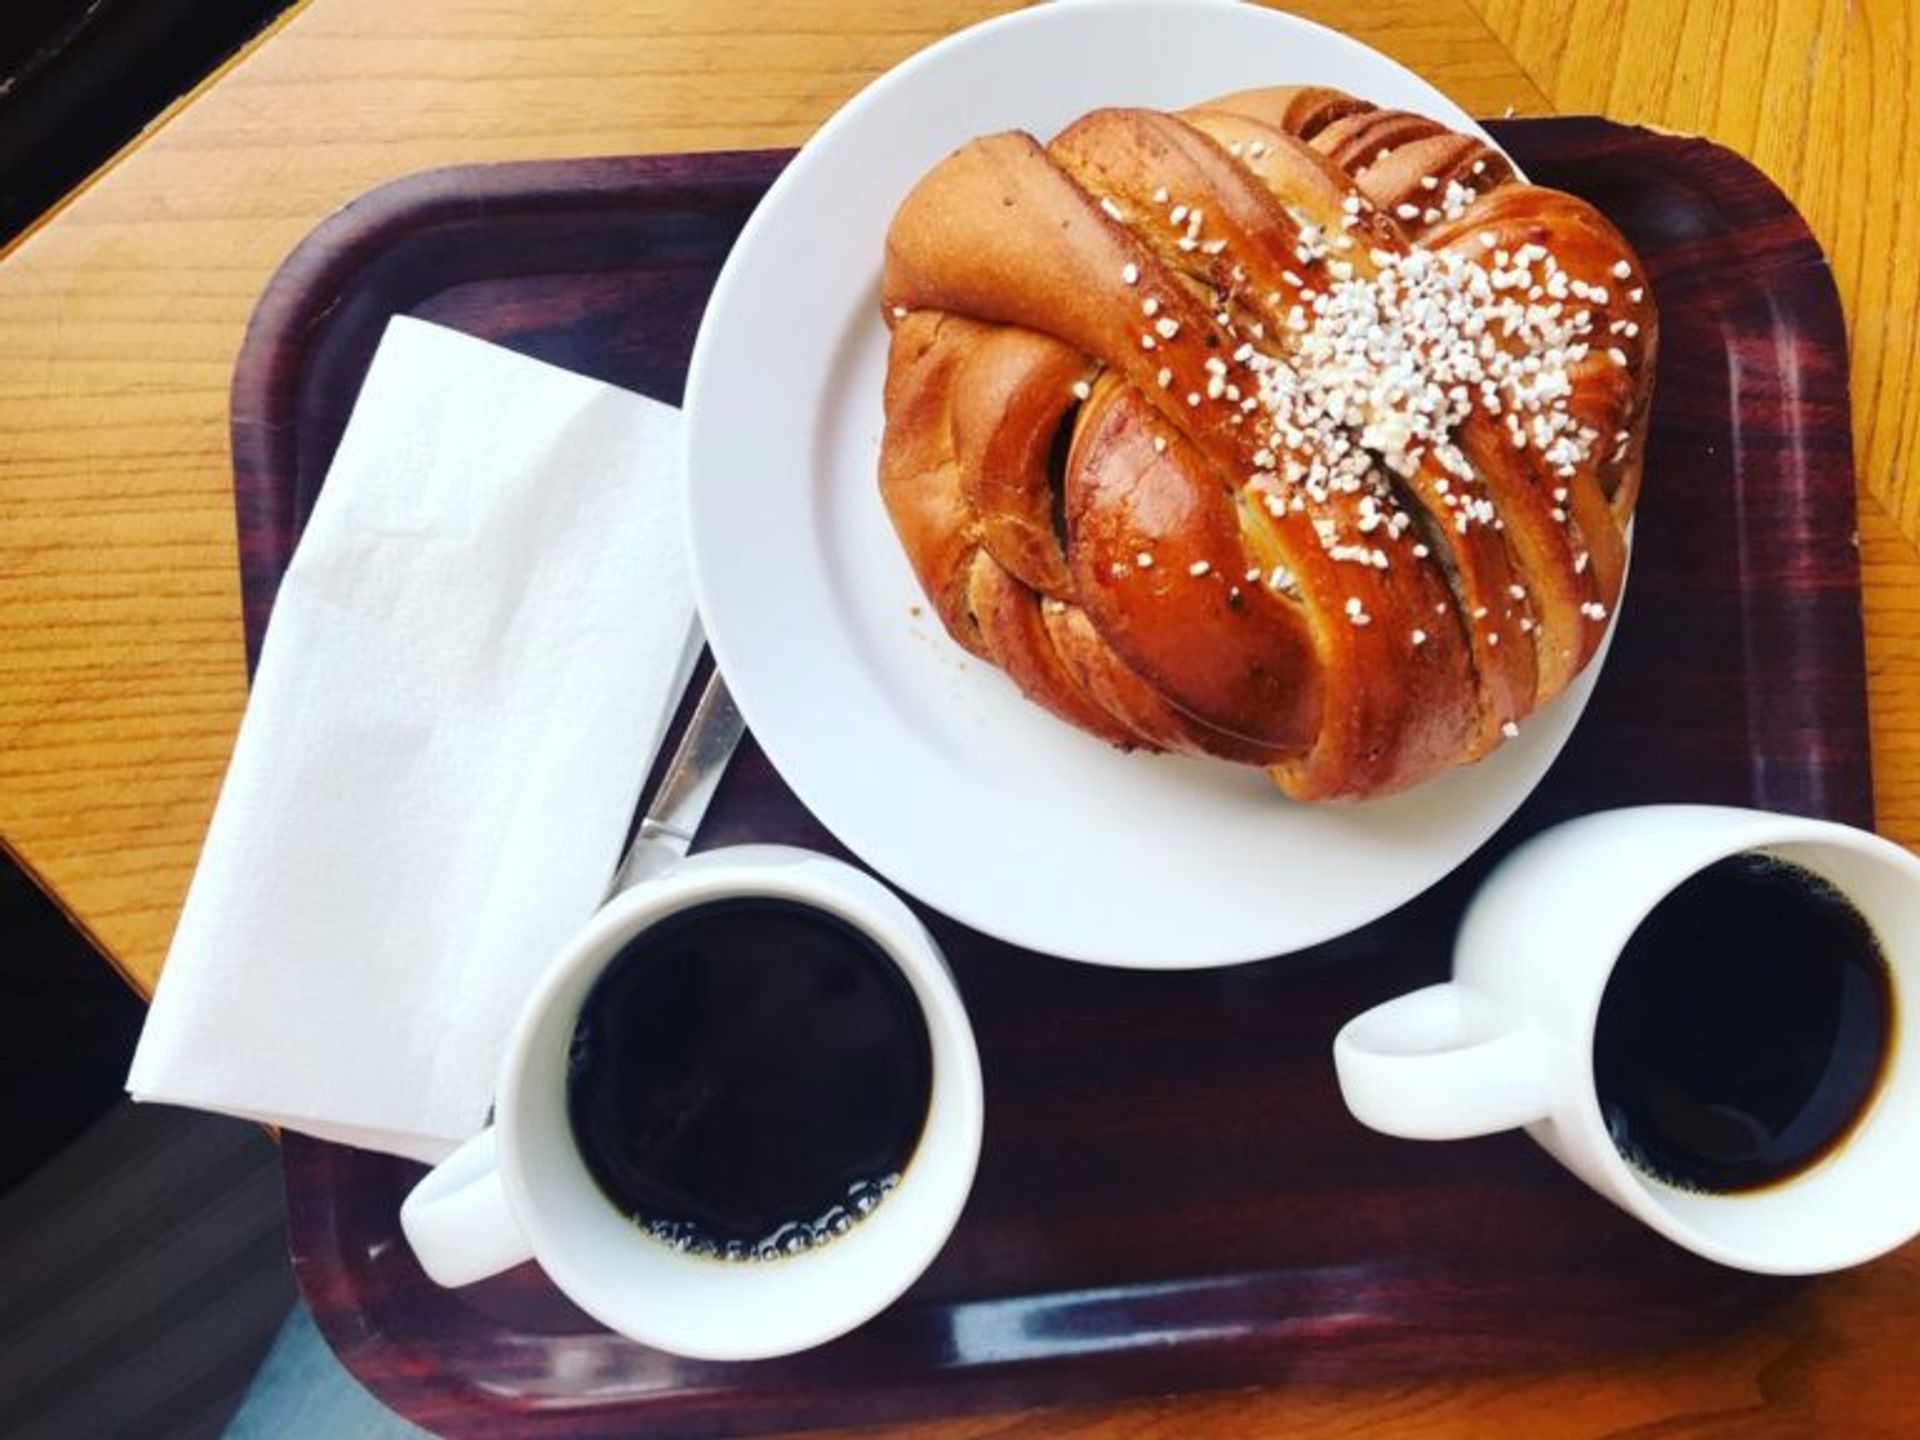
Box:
1593 853 1893 1194
566 897 932 1260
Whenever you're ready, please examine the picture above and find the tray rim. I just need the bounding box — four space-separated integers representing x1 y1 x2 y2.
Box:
236 116 1872 1437
228 145 791 675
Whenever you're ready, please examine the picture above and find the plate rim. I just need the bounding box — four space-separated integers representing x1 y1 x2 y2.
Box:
683 0 1611 968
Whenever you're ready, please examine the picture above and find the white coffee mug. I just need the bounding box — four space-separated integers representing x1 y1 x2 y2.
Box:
1334 805 1920 1274
399 844 984 1359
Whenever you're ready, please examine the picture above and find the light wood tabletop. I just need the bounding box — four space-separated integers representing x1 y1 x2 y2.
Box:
1 0 1915 1434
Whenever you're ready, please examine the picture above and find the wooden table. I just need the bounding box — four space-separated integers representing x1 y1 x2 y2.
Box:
1 1 1914 1434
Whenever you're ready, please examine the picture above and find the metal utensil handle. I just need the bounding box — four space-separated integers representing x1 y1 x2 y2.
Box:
606 666 747 895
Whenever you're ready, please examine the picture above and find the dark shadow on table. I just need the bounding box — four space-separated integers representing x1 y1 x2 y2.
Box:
0 0 296 244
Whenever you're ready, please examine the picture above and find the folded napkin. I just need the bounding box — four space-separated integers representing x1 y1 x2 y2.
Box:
128 317 696 1163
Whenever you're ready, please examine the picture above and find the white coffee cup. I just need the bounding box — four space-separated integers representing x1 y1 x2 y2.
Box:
399 844 983 1359
1334 805 1920 1275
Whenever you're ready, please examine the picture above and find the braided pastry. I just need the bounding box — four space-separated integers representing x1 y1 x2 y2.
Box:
878 87 1653 801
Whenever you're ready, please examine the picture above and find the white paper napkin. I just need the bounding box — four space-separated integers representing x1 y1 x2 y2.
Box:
127 317 697 1163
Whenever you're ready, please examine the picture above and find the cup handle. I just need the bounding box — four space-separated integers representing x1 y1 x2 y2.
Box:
1332 983 1558 1140
399 1129 534 1287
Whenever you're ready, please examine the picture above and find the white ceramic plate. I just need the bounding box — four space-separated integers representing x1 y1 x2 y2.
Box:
683 0 1614 967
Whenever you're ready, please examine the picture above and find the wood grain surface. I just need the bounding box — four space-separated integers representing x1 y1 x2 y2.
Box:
0 1 1915 1436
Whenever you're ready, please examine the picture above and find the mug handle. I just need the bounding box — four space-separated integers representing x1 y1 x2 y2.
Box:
1333 983 1558 1140
399 1129 534 1287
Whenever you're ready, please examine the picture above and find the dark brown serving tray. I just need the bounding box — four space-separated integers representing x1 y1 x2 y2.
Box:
234 121 1870 1438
